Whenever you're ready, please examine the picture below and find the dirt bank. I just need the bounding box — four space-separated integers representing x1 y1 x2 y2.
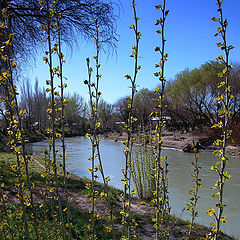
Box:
104 130 240 158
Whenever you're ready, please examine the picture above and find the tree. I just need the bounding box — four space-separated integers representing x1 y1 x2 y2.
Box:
229 63 240 123
166 61 225 129
115 96 129 124
64 93 87 134
115 89 157 130
133 88 156 127
0 0 118 64
97 99 114 132
166 61 240 131
31 78 49 129
20 78 48 130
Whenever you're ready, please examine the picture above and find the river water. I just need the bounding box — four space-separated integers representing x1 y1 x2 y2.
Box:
26 136 240 239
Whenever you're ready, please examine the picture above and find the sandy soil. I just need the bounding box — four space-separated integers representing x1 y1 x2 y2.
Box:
104 130 240 158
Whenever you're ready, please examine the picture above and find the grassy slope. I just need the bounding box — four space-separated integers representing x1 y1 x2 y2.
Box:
0 152 122 239
0 152 235 240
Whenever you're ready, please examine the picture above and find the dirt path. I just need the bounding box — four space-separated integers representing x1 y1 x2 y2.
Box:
2 184 234 239
1 157 234 239
32 156 45 169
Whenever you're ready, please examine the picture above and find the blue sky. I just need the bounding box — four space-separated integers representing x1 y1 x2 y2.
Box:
25 0 240 104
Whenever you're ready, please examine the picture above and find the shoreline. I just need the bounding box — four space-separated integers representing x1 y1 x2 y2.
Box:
103 131 240 158
0 152 237 240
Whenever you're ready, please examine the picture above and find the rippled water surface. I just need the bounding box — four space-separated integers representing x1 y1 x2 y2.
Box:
27 136 240 239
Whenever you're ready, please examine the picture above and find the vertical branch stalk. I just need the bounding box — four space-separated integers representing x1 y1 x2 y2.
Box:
122 0 141 238
46 0 66 238
212 1 232 239
153 1 170 239
186 147 201 239
85 18 116 239
0 8 41 239
206 1 233 239
57 14 72 238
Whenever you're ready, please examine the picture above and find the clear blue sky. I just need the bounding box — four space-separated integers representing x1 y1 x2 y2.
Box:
25 0 240 104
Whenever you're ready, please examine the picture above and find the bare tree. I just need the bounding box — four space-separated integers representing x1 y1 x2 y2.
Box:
0 0 119 65
20 78 48 130
64 92 87 126
97 99 114 132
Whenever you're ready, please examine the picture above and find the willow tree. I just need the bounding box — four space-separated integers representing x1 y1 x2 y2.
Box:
0 0 118 64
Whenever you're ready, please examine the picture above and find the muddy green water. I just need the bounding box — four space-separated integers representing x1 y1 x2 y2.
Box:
27 136 240 239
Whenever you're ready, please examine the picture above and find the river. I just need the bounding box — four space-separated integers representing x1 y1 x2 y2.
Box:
26 136 240 239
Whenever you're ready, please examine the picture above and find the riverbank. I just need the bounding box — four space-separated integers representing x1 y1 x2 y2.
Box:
0 152 236 239
104 130 240 158
0 129 46 152
0 128 85 152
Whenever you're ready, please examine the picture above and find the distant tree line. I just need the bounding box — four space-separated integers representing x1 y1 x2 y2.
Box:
0 0 118 138
115 61 240 134
0 78 116 136
17 78 88 136
166 61 240 131
1 60 240 138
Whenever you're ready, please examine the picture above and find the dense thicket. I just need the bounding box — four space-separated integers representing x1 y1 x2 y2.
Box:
17 80 116 136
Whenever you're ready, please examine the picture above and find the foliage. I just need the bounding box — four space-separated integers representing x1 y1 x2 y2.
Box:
115 88 156 130
121 1 141 238
64 93 88 135
166 61 240 131
65 93 87 124
20 78 49 130
205 1 233 239
185 146 202 239
133 89 156 127
97 99 115 132
19 83 88 135
132 123 155 200
166 61 224 127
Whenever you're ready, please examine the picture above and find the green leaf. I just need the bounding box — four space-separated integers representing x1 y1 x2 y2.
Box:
211 17 217 22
